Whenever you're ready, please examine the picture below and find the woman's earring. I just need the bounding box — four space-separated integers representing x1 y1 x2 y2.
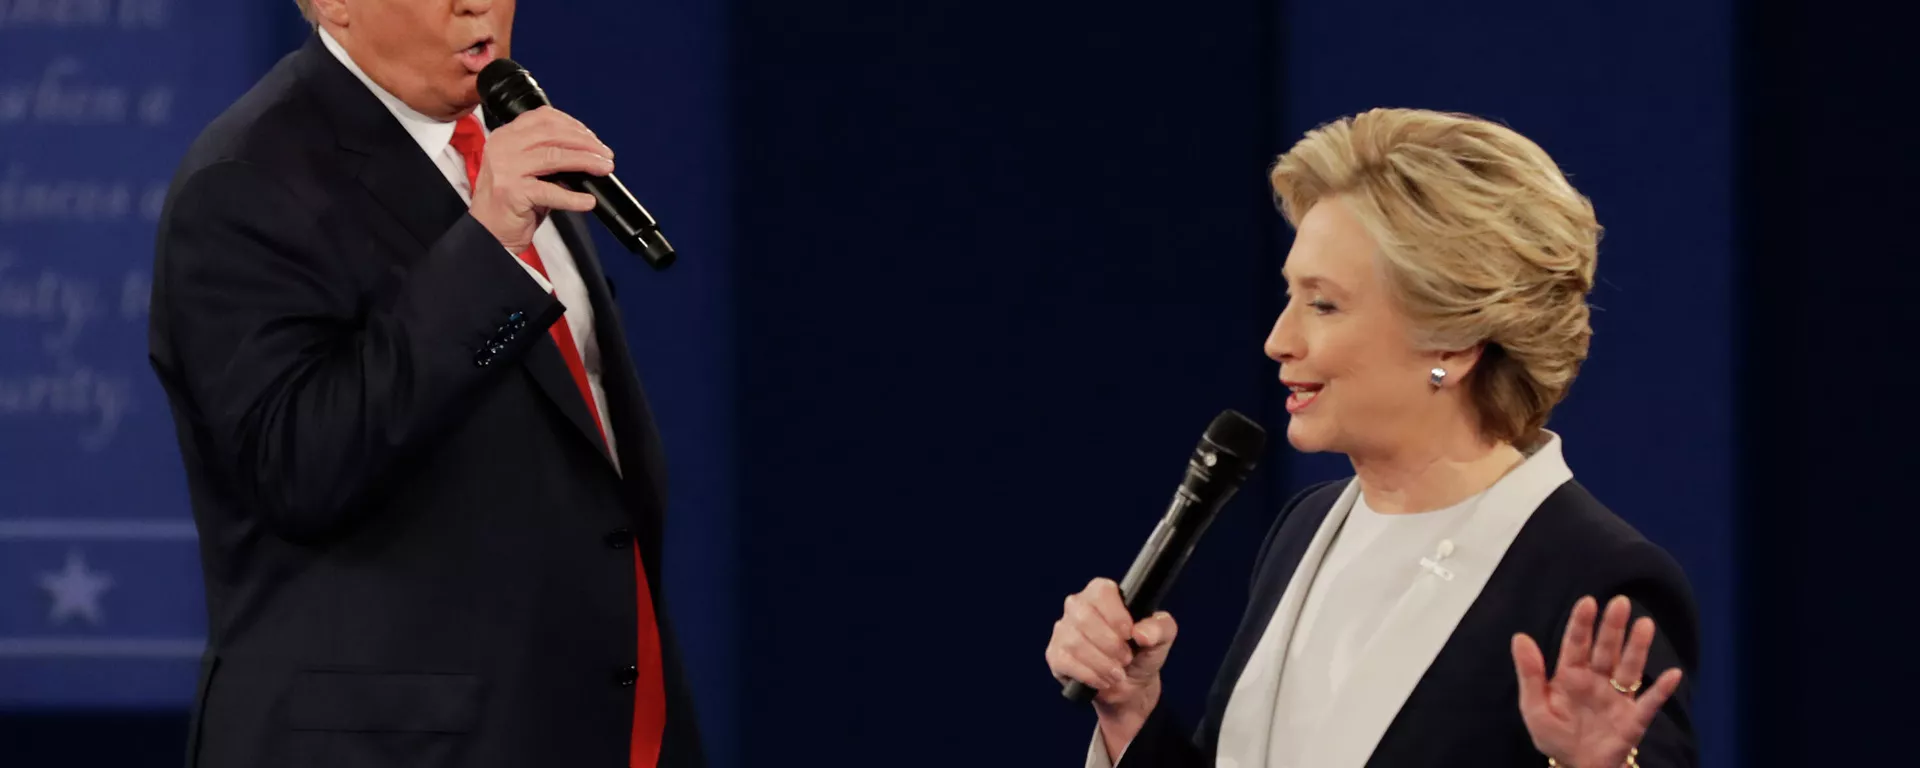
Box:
1429 367 1447 389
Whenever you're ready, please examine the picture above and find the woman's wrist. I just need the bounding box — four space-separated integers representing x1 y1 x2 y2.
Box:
1092 678 1161 747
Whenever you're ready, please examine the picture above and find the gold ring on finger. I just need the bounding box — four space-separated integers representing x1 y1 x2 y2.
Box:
1609 677 1642 695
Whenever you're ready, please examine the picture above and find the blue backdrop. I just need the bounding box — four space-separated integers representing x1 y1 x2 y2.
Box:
6 0 1915 765
1 0 272 707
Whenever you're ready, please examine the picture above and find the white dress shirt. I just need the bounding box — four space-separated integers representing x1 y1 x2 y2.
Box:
319 28 617 467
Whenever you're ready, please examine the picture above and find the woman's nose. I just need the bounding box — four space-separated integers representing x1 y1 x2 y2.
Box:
1265 306 1301 363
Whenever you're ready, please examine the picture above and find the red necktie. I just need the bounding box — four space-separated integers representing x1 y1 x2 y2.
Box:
451 114 666 768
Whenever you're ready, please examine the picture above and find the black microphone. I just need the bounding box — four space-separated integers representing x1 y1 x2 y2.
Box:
477 58 675 270
1061 409 1267 703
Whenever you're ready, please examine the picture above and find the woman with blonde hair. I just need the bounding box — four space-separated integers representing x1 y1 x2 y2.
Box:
1046 109 1698 768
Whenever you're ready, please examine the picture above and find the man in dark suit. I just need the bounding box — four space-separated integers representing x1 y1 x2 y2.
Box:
146 0 703 765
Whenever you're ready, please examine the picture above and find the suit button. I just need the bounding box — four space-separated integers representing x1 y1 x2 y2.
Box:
604 529 632 549
614 665 638 686
508 311 525 323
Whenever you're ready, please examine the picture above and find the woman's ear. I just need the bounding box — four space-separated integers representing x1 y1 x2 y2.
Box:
1434 342 1490 386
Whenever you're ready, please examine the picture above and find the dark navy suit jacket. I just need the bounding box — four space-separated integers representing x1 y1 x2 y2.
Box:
149 34 703 768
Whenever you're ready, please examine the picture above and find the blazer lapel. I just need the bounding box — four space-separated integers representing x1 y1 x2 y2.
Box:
1201 483 1340 753
1304 433 1576 768
1215 479 1360 768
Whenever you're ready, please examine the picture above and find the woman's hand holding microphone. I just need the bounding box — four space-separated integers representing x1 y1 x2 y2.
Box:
1046 577 1180 759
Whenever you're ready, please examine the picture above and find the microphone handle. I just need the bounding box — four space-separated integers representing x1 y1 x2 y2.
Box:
1061 481 1235 704
546 171 676 270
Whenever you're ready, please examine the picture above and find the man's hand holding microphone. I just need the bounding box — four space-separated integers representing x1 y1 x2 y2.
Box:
468 105 612 254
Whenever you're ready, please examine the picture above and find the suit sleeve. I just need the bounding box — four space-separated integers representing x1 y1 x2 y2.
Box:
1609 541 1700 768
154 160 561 543
1549 540 1701 767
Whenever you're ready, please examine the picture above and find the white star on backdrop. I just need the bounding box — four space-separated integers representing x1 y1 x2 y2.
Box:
38 549 114 626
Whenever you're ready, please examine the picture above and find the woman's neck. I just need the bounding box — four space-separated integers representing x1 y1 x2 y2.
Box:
1350 434 1525 514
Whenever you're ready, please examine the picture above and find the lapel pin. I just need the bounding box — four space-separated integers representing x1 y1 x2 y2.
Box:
1419 539 1456 581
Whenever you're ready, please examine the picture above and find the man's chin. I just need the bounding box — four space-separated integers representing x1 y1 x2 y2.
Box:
443 83 482 117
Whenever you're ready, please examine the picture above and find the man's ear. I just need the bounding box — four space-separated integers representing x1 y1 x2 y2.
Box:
310 0 350 28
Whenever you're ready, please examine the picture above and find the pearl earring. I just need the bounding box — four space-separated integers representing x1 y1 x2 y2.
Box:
1429 367 1447 388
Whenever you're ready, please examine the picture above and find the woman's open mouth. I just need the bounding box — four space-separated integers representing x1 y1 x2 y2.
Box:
1283 380 1324 414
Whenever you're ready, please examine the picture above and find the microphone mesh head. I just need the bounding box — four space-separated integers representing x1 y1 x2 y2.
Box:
1204 409 1267 459
476 58 527 102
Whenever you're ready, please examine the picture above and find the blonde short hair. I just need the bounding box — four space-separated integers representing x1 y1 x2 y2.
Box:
294 0 314 22
1269 108 1601 445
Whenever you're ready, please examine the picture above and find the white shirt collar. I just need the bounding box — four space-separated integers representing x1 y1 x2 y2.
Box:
318 27 487 158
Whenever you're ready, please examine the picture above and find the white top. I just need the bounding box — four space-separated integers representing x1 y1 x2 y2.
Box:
318 28 617 467
1262 491 1482 768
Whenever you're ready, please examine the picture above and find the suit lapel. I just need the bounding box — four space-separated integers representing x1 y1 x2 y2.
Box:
521 329 616 465
352 143 468 252
1304 434 1576 768
1214 479 1359 768
295 34 467 253
550 213 669 532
